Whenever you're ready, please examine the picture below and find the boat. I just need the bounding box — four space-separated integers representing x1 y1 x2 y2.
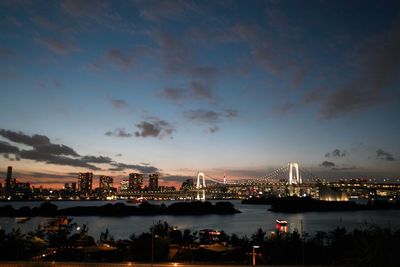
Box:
275 219 288 233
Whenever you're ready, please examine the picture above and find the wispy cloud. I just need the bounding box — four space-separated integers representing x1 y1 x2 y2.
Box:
135 119 174 139
108 97 128 109
105 128 132 138
376 149 395 161
319 24 400 119
35 37 79 54
325 149 348 158
320 161 335 168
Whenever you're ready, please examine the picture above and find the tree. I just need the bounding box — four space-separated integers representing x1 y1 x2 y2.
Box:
100 228 115 245
251 228 266 245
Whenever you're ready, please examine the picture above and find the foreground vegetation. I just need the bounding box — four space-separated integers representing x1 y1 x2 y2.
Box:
1 217 399 266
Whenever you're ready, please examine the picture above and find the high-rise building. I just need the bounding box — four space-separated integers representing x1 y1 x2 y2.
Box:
181 178 194 190
5 166 12 194
148 174 159 191
99 176 113 190
129 173 143 191
120 180 129 191
78 172 93 195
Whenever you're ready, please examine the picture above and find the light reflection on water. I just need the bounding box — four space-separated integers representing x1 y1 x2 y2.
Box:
1 200 400 240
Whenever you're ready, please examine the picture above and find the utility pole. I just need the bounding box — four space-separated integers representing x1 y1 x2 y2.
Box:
301 220 305 265
151 220 154 267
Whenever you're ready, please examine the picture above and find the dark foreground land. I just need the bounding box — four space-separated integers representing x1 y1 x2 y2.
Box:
0 263 322 267
1 218 399 266
0 201 240 217
243 196 400 212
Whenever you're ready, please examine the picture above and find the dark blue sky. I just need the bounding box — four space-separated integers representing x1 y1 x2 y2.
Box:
0 0 399 187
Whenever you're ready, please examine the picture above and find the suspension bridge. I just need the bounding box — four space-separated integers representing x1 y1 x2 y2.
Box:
195 162 320 200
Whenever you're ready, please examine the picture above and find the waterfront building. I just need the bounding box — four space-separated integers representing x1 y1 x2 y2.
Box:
319 186 348 201
129 173 143 191
78 172 93 195
120 179 129 191
148 174 159 191
181 178 194 189
99 175 113 190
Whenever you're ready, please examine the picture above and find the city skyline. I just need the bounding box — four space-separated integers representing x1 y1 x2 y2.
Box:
1 0 400 189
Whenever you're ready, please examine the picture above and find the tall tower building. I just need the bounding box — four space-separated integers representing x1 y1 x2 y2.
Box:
120 180 129 191
5 166 12 194
129 173 143 191
78 172 93 195
99 175 113 190
148 174 159 191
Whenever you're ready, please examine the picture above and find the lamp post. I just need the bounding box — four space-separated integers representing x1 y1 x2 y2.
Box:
252 245 259 266
151 228 154 267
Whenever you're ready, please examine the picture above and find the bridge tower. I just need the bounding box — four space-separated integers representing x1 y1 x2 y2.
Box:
288 162 302 185
196 172 206 201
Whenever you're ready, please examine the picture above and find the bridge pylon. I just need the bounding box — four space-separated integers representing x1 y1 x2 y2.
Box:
288 162 302 185
196 172 206 201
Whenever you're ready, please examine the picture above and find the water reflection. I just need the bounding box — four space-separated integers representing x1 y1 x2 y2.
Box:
1 200 400 240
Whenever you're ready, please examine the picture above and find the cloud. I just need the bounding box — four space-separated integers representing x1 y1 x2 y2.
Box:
160 83 214 102
19 149 101 170
233 22 308 82
332 166 357 171
109 162 159 173
135 119 174 138
274 101 295 115
0 141 20 154
224 109 239 118
190 81 214 99
208 126 219 134
35 37 79 54
0 47 16 57
184 108 238 124
105 48 133 68
320 161 335 168
136 0 198 22
105 128 133 138
0 129 79 157
34 144 80 157
161 88 186 101
305 88 324 104
319 24 400 119
188 67 219 81
108 97 128 109
61 0 133 33
81 155 113 164
325 149 348 158
0 129 160 173
160 175 194 185
0 129 50 146
376 149 395 161
31 16 60 31
184 109 221 124
183 108 238 133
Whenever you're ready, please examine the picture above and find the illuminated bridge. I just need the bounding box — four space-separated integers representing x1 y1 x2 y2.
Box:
194 162 320 200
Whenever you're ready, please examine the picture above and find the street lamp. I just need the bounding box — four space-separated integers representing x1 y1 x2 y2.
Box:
252 245 259 266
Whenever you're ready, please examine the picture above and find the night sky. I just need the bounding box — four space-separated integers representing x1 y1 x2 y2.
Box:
1 0 399 188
